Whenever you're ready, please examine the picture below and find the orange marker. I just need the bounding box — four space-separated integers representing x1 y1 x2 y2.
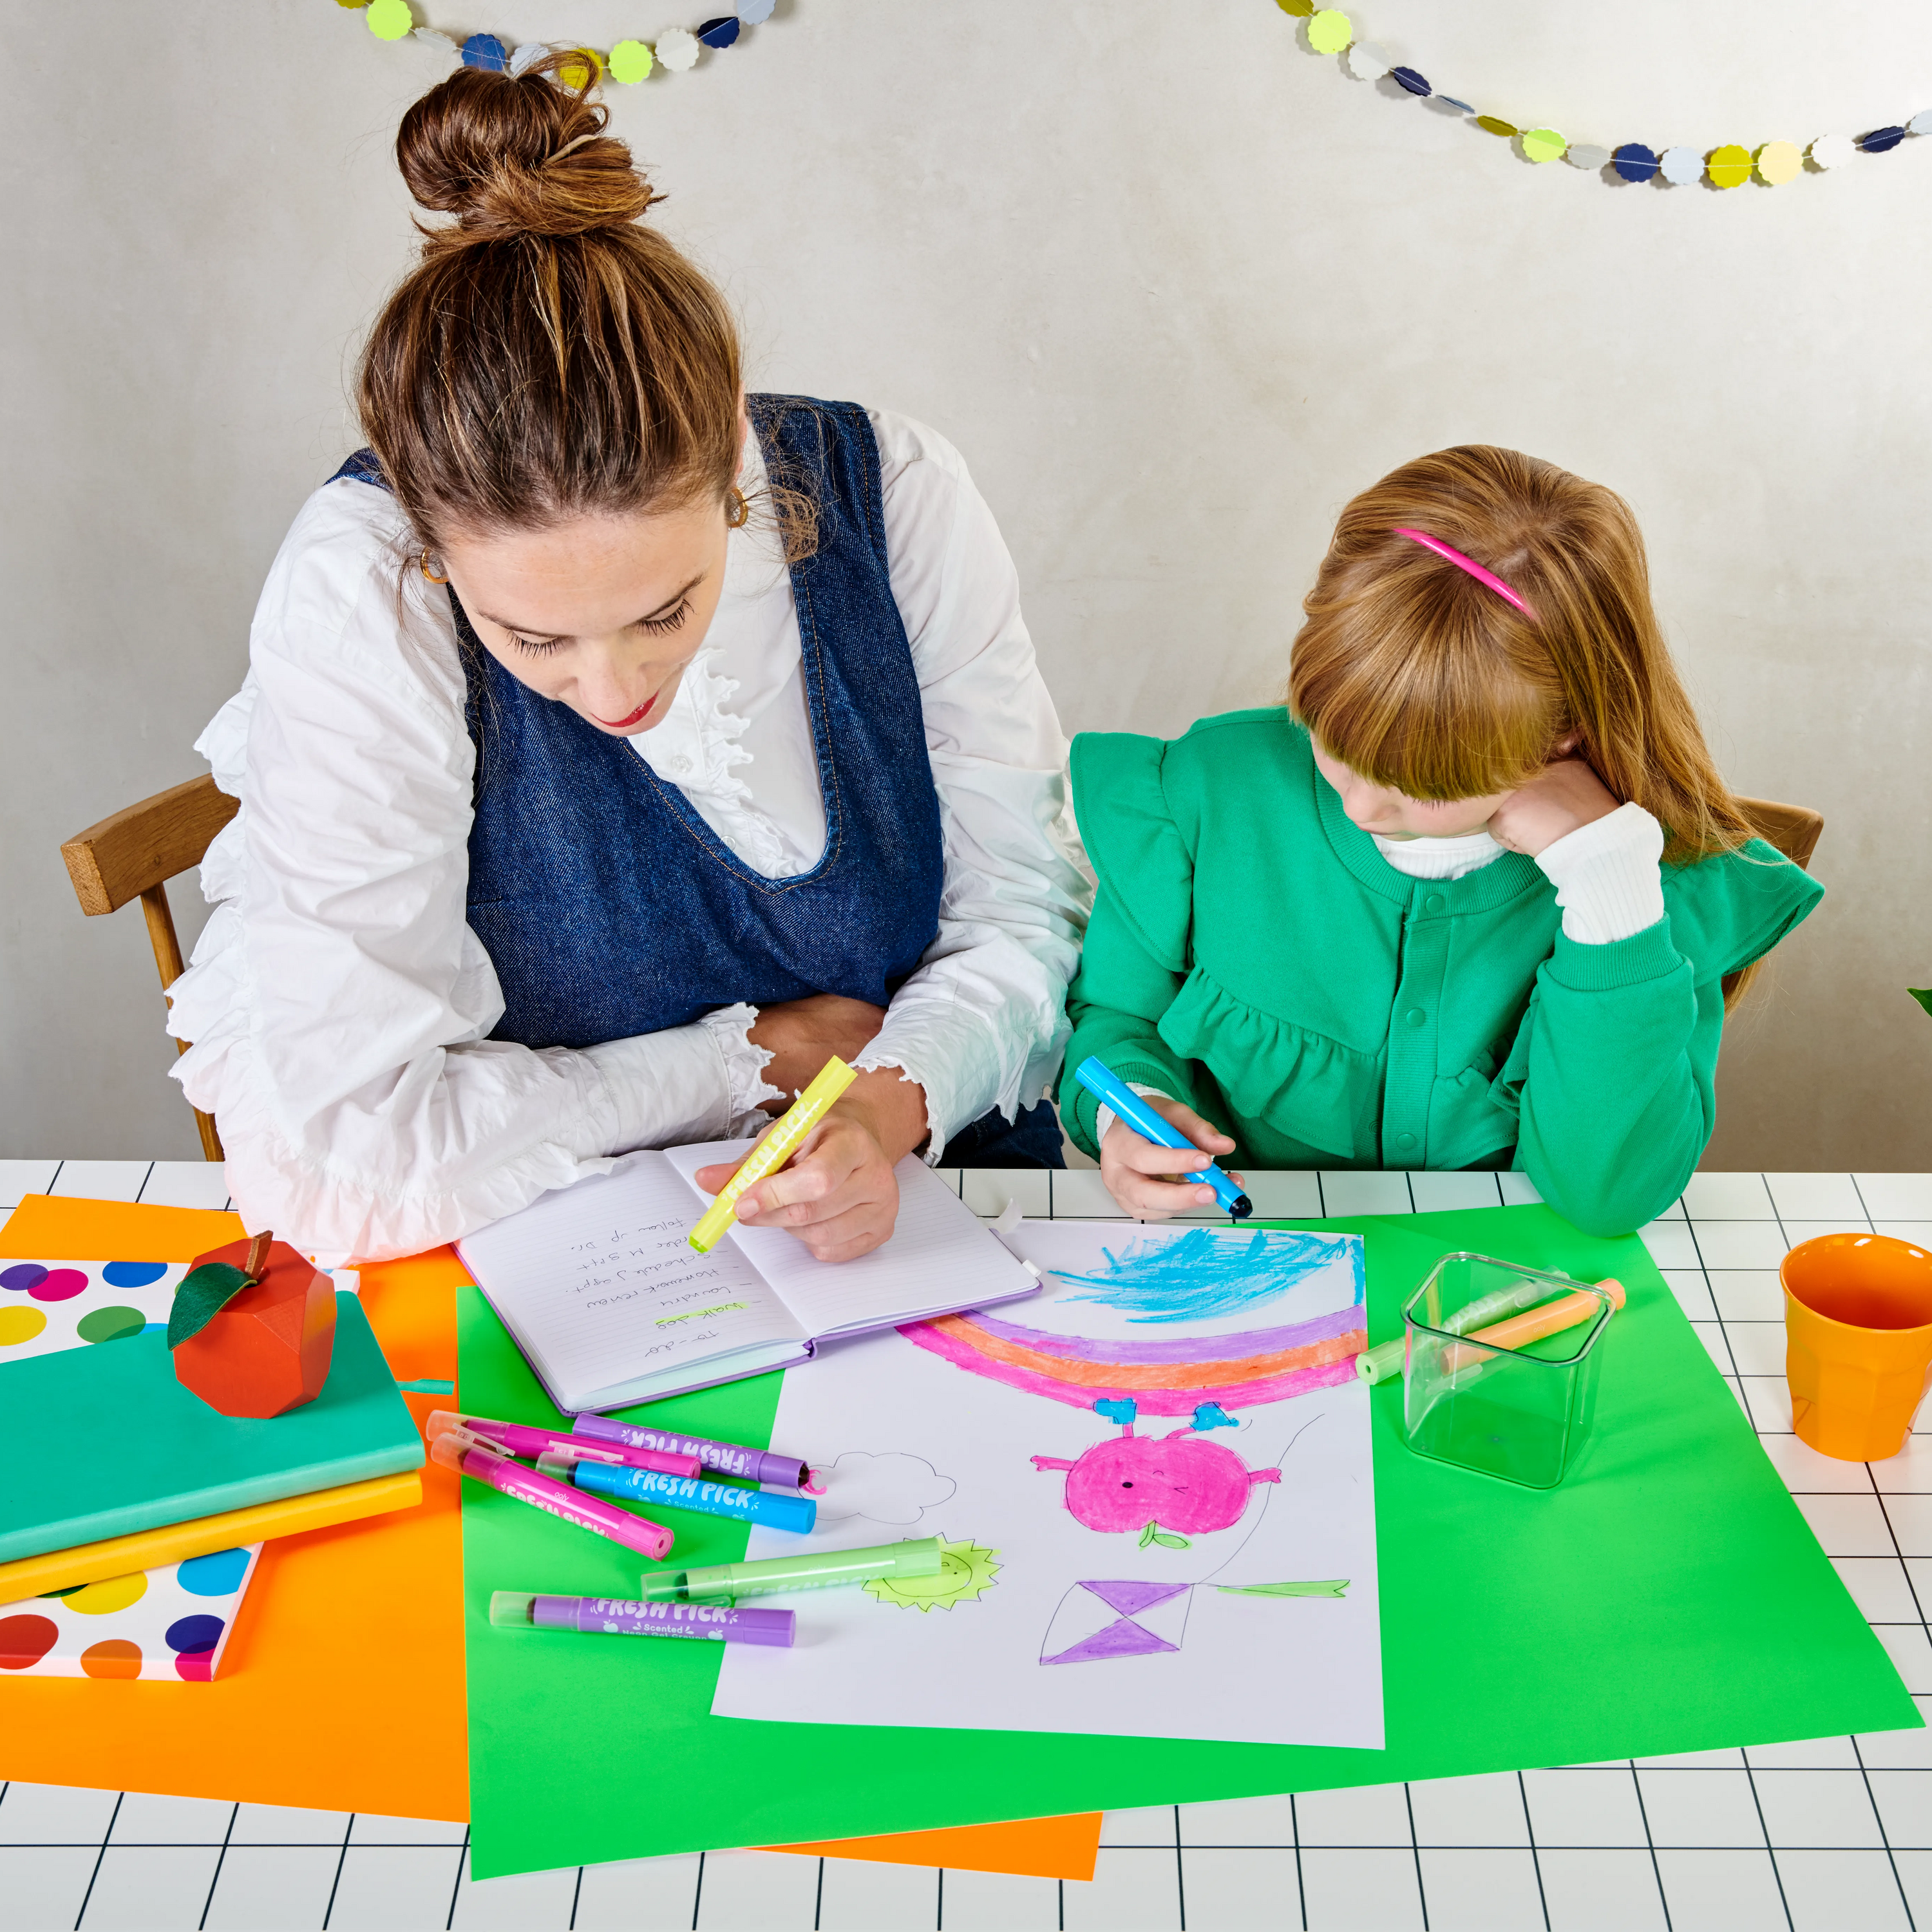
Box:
1444 1278 1625 1374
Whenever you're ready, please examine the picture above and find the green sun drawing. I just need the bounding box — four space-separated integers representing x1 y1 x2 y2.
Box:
862 1537 1001 1612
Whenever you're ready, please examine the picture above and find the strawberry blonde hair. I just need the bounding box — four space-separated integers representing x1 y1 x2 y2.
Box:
1287 446 1755 869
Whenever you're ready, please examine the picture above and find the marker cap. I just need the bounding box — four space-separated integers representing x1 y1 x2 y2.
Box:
423 1409 465 1442
489 1591 537 1627
534 1450 574 1481
428 1426 502 1473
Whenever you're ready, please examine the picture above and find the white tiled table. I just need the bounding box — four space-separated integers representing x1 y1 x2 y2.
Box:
4 1160 1931 1931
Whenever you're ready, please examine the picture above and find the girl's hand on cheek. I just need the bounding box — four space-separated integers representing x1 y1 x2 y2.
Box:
1487 757 1620 858
1099 1095 1244 1220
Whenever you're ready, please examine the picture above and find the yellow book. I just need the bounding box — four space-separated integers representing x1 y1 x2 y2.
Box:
0 1470 422 1603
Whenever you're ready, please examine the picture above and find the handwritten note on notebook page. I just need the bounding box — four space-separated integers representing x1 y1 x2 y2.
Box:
660 1142 1039 1339
454 1153 811 1414
455 1144 1041 1414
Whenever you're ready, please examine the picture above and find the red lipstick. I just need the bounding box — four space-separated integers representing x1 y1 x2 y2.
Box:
593 694 656 730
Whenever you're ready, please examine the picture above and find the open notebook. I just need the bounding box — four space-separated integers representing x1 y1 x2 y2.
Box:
454 1142 1041 1414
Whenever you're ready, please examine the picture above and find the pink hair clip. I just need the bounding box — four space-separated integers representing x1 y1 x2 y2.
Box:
1392 527 1535 620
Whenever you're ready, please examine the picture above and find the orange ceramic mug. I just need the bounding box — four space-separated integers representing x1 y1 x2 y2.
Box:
1782 1233 1932 1462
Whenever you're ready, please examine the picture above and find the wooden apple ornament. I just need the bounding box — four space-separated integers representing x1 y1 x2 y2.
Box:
167 1229 336 1419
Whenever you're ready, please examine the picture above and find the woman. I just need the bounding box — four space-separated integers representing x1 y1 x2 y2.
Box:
170 57 1088 1264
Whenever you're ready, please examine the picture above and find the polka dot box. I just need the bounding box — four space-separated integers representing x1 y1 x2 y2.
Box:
0 1543 263 1681
0 1256 265 1681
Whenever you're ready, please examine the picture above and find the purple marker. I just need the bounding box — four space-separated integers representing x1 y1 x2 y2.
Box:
571 1416 810 1490
429 1428 674 1561
489 1591 794 1647
536 1454 817 1533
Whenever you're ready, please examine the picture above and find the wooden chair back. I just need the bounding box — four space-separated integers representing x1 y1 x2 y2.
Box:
60 773 240 1162
1722 795 1824 1005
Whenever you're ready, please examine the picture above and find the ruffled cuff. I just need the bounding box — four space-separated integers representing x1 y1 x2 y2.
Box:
1536 803 1666 945
697 1002 785 1137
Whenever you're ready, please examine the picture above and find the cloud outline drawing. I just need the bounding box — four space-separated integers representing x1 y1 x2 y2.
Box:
811 1450 958 1526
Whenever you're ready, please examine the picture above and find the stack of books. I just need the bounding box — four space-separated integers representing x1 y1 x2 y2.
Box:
0 1255 423 1680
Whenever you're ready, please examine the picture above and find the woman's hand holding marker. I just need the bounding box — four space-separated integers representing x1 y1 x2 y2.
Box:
692 1064 929 1264
1099 1093 1247 1223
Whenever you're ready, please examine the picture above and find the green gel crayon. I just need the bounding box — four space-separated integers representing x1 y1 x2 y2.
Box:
638 1535 943 1605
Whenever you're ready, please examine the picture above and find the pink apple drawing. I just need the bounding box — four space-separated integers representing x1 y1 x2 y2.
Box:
1032 1398 1280 1549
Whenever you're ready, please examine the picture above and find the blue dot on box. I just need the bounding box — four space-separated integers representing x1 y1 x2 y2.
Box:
166 1613 226 1655
102 1262 169 1289
1 1264 48 1294
177 1548 251 1598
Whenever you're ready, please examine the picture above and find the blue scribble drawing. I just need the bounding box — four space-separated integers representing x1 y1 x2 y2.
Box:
1049 1227 1365 1325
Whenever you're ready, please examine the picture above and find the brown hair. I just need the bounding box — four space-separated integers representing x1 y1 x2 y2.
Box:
357 53 802 551
1287 446 1756 869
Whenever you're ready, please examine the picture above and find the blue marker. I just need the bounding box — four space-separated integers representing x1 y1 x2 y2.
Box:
535 1454 818 1534
1072 1056 1253 1220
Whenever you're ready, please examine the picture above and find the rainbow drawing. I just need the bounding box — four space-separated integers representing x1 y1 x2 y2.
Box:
899 1300 1367 1416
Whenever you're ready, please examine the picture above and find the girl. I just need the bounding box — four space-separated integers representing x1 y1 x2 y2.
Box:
169 58 1088 1263
1059 445 1821 1236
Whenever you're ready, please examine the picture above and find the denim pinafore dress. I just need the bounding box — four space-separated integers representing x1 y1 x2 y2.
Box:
330 395 1060 1166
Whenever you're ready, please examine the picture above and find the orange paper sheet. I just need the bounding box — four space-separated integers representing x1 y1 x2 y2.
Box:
0 1193 1101 1880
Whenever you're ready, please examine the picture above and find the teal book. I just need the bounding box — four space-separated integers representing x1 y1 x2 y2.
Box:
0 1293 424 1564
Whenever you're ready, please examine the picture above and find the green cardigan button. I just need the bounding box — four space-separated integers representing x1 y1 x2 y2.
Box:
1395 1132 1417 1150
1424 893 1447 913
1403 1008 1426 1027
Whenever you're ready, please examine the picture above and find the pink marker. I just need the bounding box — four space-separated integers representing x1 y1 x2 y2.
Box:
424 1409 701 1480
428 1428 674 1561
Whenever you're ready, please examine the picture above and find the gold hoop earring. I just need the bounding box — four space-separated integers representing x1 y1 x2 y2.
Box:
726 487 751 529
419 551 450 585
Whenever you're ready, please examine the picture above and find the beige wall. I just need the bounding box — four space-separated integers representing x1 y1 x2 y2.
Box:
5 0 1927 1170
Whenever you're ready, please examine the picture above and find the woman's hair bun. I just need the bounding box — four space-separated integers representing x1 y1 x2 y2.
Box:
397 52 658 242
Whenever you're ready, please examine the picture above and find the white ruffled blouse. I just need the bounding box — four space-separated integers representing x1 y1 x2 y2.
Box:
170 410 1092 1263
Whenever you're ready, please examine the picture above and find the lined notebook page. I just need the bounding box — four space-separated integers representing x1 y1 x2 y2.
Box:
661 1144 1039 1339
454 1153 804 1405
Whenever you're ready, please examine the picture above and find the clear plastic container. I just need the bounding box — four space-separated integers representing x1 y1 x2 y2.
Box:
1401 1253 1616 1489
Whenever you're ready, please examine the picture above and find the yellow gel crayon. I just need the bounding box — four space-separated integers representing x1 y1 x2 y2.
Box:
687 1056 858 1253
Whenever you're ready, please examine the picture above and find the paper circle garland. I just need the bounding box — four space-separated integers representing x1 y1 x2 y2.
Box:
1706 144 1754 189
1306 11 1352 56
1270 3 1927 192
346 6 778 85
364 0 413 40
655 27 702 72
609 38 654 84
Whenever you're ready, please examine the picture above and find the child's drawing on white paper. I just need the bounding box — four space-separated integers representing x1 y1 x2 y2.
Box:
712 1220 1383 1750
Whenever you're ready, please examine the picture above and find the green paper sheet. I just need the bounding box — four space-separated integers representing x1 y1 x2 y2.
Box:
460 1204 1917 1879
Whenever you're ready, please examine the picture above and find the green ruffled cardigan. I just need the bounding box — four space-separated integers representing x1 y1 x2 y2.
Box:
1057 710 1823 1236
